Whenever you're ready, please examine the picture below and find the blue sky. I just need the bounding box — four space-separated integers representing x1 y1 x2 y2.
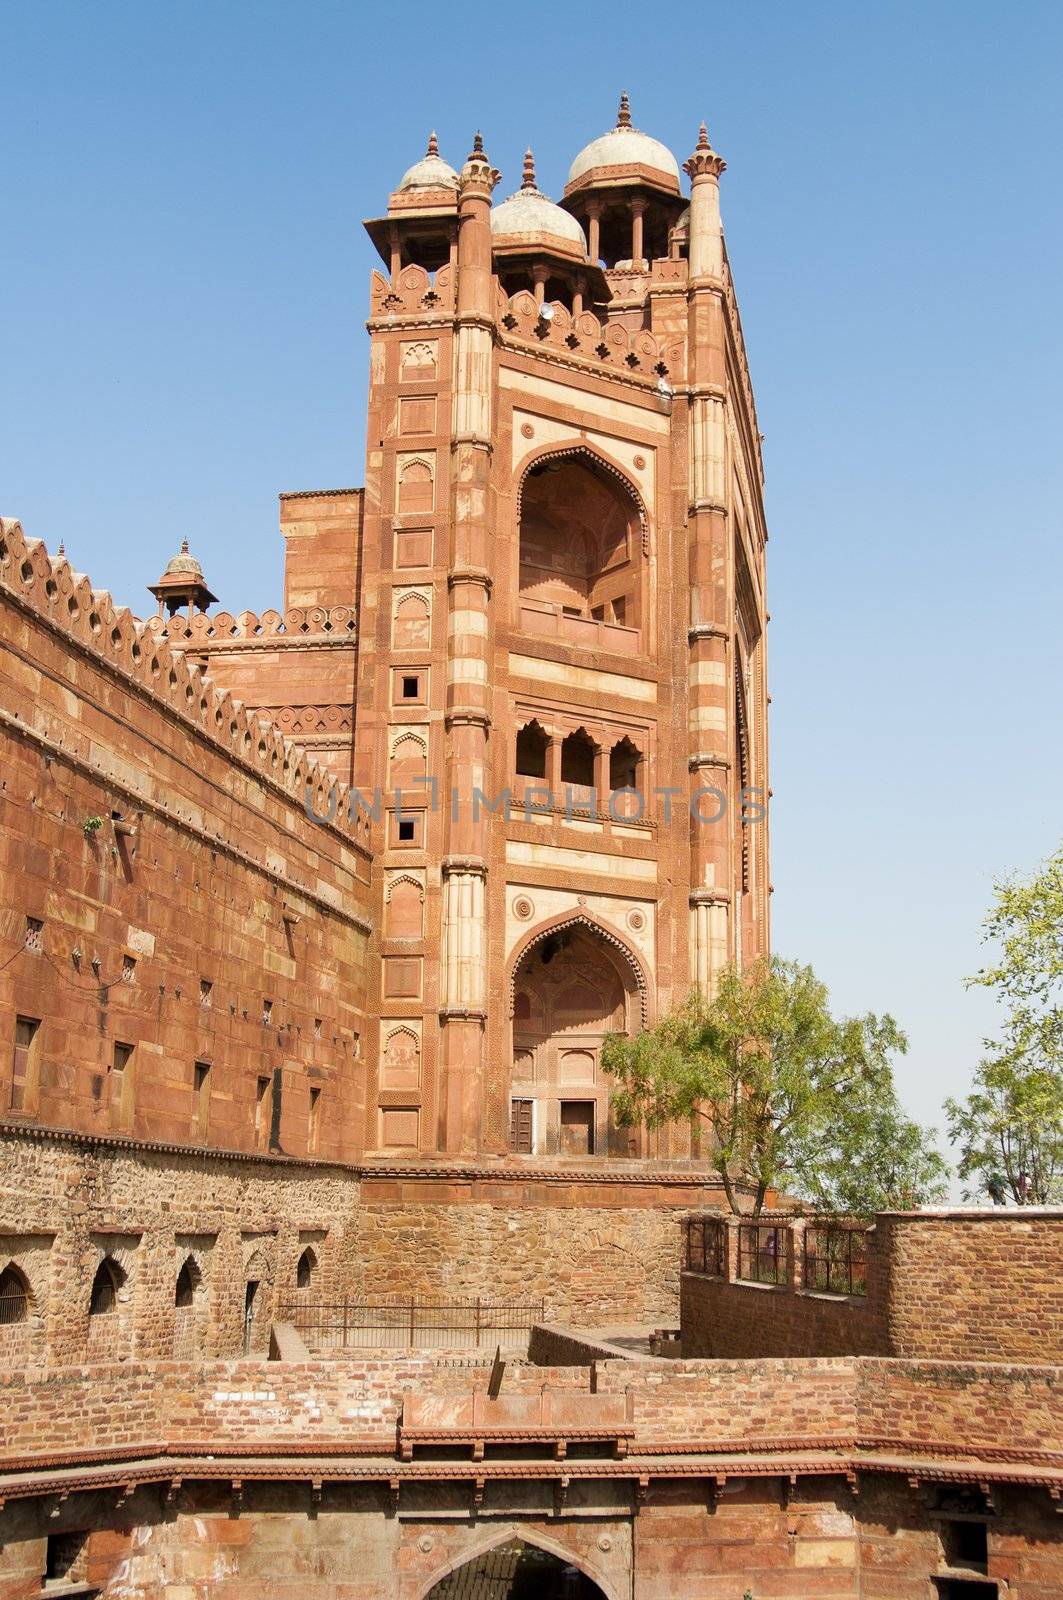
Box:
2 1 1061 1156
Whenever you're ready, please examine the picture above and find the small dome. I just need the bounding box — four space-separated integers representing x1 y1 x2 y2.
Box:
567 94 680 192
397 132 459 193
491 150 586 252
163 539 204 578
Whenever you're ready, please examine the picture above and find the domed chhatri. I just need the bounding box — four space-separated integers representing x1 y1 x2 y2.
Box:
397 131 459 194
148 538 217 618
491 148 587 259
565 93 681 198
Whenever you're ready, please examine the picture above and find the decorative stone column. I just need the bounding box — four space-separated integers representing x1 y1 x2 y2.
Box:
683 124 732 995
439 135 499 1153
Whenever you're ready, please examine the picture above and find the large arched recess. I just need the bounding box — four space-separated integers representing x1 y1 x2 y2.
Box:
419 1528 620 1600
514 443 651 655
508 909 651 1031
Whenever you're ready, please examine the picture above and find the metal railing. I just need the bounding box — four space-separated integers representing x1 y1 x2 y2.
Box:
0 1287 28 1326
276 1296 546 1352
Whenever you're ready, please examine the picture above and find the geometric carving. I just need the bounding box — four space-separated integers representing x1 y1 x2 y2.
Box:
393 590 431 649
381 1027 421 1092
386 877 424 941
397 459 434 517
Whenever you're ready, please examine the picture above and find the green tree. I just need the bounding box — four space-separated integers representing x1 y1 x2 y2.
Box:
601 955 946 1216
948 844 1063 1204
945 1058 1063 1205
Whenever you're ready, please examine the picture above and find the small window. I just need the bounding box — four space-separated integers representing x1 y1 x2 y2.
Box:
89 1257 124 1316
509 1098 534 1155
255 1076 272 1148
112 1041 133 1073
296 1247 316 1290
262 999 273 1026
193 1061 211 1139
314 1017 323 1040
308 1086 321 1154
174 1258 197 1308
45 1530 89 1586
121 953 136 983
402 675 420 699
199 978 213 1008
398 818 416 842
560 729 596 789
0 1263 30 1325
24 916 43 953
939 1519 989 1573
11 1016 40 1112
515 721 549 780
931 1581 998 1599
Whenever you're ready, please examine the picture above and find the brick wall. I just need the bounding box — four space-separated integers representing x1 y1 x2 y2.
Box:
681 1210 1063 1364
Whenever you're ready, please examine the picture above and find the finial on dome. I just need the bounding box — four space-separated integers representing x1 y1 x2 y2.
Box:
697 122 710 150
521 148 537 191
57 540 65 558
471 131 484 158
427 130 439 157
617 93 632 129
180 537 190 554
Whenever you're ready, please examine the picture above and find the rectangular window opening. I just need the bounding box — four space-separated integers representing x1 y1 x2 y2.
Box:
308 1086 321 1154
401 675 420 699
11 1016 41 1113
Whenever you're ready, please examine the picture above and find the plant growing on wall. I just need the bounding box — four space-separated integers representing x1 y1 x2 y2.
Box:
601 955 947 1216
82 815 104 839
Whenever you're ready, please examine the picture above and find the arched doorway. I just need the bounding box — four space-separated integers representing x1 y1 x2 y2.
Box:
510 918 645 1159
425 1537 608 1599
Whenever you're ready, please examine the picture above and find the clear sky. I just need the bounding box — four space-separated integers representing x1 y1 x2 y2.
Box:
2 1 1061 1161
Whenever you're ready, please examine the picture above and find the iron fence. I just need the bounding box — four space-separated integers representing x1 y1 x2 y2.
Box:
0 1287 27 1326
276 1296 546 1352
737 1223 790 1286
803 1225 868 1296
683 1216 725 1277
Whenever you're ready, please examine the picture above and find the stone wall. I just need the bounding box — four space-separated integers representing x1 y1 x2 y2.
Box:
0 1128 733 1362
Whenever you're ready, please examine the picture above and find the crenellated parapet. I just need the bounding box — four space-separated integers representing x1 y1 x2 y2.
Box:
497 287 674 376
0 518 369 852
151 604 357 645
369 263 455 322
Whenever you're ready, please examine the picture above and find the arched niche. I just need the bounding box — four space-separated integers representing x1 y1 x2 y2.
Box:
516 449 648 656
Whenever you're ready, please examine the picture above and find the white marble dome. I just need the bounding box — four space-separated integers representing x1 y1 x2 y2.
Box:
491 187 587 249
567 97 680 192
397 134 459 192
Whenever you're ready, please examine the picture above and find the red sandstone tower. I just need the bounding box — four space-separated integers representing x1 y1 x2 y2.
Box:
163 99 771 1162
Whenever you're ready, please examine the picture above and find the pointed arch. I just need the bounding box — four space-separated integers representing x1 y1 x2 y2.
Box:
515 440 650 550
418 1526 620 1600
508 910 650 1028
0 1263 30 1324
89 1257 124 1316
295 1246 317 1291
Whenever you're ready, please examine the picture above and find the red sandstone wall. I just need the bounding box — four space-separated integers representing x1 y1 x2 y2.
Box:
0 519 371 1161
